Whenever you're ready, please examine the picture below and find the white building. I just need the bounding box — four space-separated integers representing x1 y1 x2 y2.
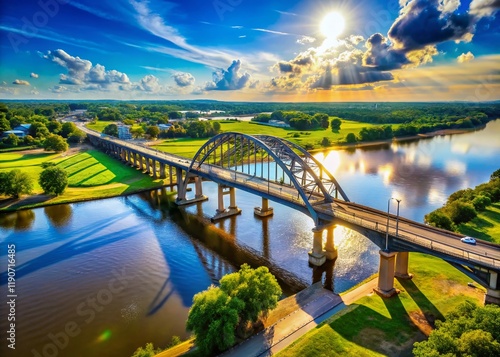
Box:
118 125 132 139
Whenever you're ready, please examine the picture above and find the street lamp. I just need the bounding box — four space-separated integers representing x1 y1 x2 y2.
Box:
385 197 402 251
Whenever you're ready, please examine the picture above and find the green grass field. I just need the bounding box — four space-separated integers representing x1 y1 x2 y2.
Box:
458 202 500 244
0 149 168 211
86 121 112 133
152 120 381 159
276 253 485 357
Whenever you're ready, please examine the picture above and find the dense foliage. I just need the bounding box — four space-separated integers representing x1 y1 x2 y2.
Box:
425 169 500 230
186 264 282 355
0 169 33 198
43 134 69 152
39 167 68 195
413 301 500 357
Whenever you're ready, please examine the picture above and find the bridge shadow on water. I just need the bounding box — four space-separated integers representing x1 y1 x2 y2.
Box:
0 210 139 284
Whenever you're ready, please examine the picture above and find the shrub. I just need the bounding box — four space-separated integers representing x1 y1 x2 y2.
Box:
446 201 477 225
425 209 454 231
472 195 491 211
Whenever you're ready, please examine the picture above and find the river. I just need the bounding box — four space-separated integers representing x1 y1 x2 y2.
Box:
1 120 499 357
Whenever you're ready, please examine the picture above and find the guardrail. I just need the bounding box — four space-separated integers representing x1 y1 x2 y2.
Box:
331 210 499 270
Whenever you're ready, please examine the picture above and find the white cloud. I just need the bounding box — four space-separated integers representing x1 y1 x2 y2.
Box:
469 0 500 17
457 51 475 63
172 72 195 87
13 79 30 86
44 49 130 89
30 73 39 78
136 75 162 92
205 60 251 91
50 85 68 93
297 36 316 45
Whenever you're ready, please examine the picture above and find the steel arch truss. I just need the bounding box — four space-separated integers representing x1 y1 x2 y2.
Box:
181 132 349 223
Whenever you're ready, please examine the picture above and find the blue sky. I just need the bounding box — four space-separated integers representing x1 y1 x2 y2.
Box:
0 0 499 101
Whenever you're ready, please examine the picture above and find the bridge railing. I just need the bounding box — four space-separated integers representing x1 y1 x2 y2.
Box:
331 210 499 270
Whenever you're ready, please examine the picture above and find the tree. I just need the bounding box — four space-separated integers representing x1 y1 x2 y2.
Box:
220 264 281 324
446 201 477 225
43 134 68 152
39 167 68 195
491 169 500 181
212 121 221 133
47 120 62 134
472 195 491 211
413 301 500 357
330 117 342 131
313 113 330 129
345 132 357 143
60 122 77 138
187 264 281 355
321 137 331 147
103 124 118 137
0 116 11 132
425 209 453 231
3 133 19 147
131 343 162 357
187 286 242 355
130 126 145 139
146 126 160 139
0 169 33 198
67 129 86 144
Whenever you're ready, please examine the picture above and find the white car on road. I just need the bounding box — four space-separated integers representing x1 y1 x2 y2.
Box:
460 236 476 245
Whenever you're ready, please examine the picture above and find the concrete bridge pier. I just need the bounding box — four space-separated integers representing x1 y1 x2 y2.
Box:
485 271 500 305
132 152 137 167
254 197 274 217
138 155 143 171
146 157 151 175
159 163 166 179
211 185 241 221
324 225 338 260
176 175 208 206
395 252 413 279
152 160 158 179
375 250 398 297
308 227 326 266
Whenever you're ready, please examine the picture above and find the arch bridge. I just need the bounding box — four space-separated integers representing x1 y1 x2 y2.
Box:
83 127 500 305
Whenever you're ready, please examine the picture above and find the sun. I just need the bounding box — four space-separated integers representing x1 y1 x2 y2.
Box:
320 11 345 39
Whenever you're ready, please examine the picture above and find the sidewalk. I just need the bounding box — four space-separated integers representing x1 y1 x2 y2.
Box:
220 278 378 357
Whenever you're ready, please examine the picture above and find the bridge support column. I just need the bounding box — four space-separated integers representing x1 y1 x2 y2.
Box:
211 185 241 221
133 152 137 167
146 157 150 175
324 225 338 260
308 227 326 266
395 252 413 279
169 166 173 186
159 163 166 179
176 167 185 199
375 250 398 297
152 160 158 179
138 155 143 171
176 176 208 206
485 272 500 305
254 197 274 217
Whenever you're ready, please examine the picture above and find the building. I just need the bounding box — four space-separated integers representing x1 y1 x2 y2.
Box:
158 123 172 131
13 124 31 134
117 125 132 139
2 130 26 138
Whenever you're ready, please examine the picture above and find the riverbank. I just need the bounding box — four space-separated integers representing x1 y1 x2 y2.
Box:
275 252 486 357
0 146 171 212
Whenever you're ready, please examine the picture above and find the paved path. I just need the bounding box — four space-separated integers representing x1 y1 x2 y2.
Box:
220 278 378 357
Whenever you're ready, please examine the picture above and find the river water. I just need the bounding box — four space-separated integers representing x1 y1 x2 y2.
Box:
1 120 499 357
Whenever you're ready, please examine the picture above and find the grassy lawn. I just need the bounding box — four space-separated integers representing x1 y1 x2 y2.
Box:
0 149 169 211
0 151 61 191
152 120 383 159
86 121 112 132
457 202 500 244
276 253 485 357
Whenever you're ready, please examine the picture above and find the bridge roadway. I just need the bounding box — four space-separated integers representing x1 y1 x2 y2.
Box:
80 125 499 274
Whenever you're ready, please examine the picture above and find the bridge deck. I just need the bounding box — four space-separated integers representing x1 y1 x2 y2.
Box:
80 124 500 273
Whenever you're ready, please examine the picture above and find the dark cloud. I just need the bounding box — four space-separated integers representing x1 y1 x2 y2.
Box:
205 60 251 91
363 33 409 70
388 0 474 51
172 72 195 87
277 62 294 73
